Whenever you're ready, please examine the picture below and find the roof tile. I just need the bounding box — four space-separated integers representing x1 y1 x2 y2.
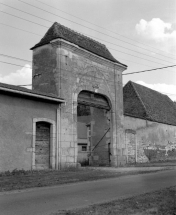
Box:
31 22 127 66
123 81 176 126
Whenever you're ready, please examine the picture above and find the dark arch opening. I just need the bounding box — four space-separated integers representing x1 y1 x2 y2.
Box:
78 90 110 110
77 91 111 167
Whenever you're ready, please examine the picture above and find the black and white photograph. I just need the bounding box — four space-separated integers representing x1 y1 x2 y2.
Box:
0 0 176 214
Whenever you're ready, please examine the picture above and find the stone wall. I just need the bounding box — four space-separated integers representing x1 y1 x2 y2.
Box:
32 39 127 167
124 116 176 163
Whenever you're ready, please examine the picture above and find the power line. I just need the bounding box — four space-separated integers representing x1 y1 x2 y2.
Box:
17 85 176 97
1 53 175 76
5 0 175 64
0 10 174 69
0 22 170 70
35 0 176 59
0 10 48 29
0 60 31 68
0 54 31 63
1 2 175 65
0 60 176 98
82 32 175 65
0 2 54 25
0 22 41 36
0 58 160 97
0 53 175 77
17 0 176 64
1 21 175 72
123 65 176 75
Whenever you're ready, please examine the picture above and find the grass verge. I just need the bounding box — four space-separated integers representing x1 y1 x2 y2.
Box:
0 167 164 192
51 186 176 215
126 160 176 167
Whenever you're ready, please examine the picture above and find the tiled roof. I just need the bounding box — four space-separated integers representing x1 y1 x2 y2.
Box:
0 82 64 102
123 81 176 126
31 22 127 66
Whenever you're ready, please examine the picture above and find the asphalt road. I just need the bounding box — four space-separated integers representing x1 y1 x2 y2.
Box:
0 169 176 215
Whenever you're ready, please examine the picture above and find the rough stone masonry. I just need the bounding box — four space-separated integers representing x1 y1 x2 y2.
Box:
31 22 127 167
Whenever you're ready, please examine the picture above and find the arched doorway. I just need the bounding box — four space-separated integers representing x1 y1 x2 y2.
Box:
77 91 111 166
35 121 51 169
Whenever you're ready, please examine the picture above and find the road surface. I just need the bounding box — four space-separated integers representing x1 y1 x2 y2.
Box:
0 169 176 215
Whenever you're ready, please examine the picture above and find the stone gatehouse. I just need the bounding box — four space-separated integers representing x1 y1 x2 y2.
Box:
31 22 127 168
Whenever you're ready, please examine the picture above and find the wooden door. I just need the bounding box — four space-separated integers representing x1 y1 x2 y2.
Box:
35 122 50 169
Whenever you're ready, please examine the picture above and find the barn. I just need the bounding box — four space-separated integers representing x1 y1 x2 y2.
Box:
124 81 176 163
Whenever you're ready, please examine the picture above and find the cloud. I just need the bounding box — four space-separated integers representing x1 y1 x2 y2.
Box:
135 18 176 53
135 18 176 42
136 81 176 101
0 65 32 89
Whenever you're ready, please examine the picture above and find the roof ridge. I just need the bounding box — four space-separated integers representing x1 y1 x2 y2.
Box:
130 81 149 119
30 22 127 66
132 81 170 98
124 81 176 126
54 22 106 48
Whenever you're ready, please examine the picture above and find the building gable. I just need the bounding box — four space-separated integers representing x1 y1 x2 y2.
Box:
123 81 147 119
31 22 126 66
123 81 176 126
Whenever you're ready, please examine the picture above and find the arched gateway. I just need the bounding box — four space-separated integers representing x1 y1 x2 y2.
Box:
31 22 127 168
77 91 111 166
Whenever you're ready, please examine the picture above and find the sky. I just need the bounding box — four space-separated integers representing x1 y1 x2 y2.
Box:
0 0 176 100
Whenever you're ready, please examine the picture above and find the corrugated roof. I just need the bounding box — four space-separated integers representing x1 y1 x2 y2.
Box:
31 22 127 67
123 81 176 126
0 82 64 103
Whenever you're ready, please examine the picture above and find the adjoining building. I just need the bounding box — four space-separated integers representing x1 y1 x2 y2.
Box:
123 81 176 163
0 82 64 171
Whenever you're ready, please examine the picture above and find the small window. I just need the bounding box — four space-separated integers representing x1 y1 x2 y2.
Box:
82 146 87 151
78 143 87 152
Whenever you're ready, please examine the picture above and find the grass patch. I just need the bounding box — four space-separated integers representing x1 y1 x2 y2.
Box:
0 168 163 192
52 186 176 215
126 160 176 167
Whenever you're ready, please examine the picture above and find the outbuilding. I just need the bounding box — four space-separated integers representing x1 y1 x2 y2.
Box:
0 82 64 171
124 81 176 163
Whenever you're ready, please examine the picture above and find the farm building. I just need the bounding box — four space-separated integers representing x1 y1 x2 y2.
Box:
124 81 176 163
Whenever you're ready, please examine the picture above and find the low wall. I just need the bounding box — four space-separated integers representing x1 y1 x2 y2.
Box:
124 116 176 163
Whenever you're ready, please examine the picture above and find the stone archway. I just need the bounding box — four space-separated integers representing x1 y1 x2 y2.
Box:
77 90 112 166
